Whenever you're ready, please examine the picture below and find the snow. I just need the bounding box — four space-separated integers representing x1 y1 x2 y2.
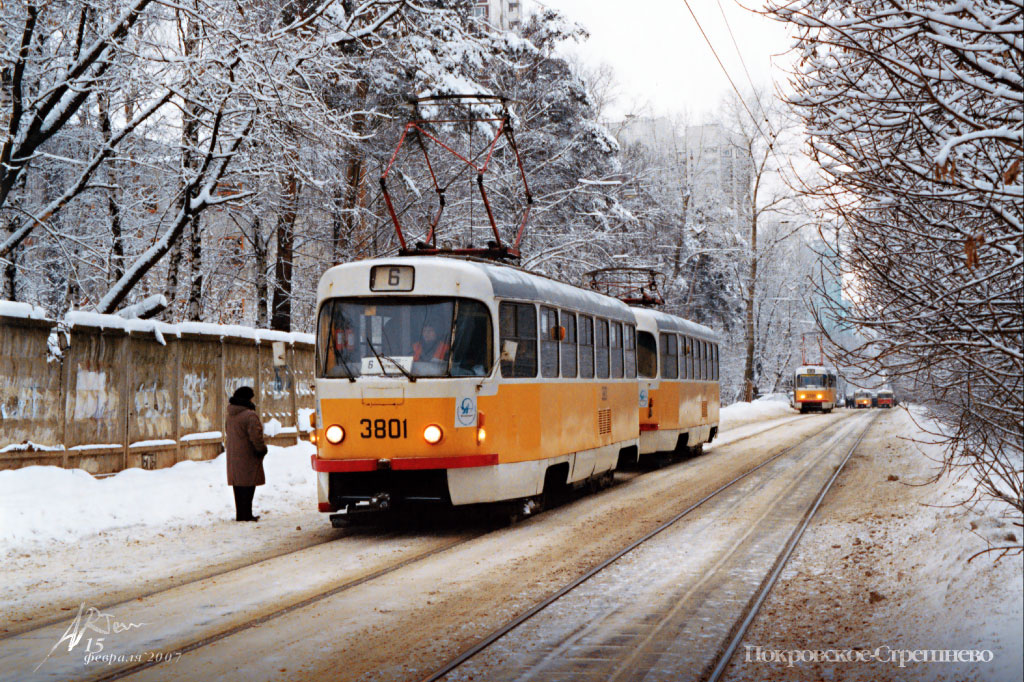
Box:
180 431 223 441
0 441 316 552
0 301 49 320
0 442 64 454
128 439 176 448
3 303 314 346
263 418 283 437
298 407 315 432
719 399 795 427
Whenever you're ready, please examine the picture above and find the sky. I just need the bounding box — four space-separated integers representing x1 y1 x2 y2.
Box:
527 0 795 121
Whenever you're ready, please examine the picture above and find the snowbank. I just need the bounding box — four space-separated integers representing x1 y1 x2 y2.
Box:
719 399 795 430
0 441 317 552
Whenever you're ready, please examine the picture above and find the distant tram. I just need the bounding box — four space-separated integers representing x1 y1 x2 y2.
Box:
876 389 894 408
793 365 838 413
854 390 873 409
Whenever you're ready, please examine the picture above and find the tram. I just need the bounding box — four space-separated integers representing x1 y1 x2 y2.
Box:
793 365 838 413
876 389 894 408
633 307 719 462
310 257 723 519
311 257 642 516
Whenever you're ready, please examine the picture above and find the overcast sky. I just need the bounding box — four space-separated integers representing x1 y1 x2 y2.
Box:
527 0 795 121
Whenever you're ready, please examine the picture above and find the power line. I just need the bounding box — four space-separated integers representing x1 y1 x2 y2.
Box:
716 0 779 139
681 0 768 142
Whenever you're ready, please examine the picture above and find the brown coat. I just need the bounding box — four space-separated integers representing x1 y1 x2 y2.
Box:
226 403 268 486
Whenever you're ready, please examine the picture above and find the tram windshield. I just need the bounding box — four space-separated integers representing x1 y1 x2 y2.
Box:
317 297 493 379
796 374 826 388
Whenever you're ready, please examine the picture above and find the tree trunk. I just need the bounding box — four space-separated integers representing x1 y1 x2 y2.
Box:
2 218 17 300
98 94 125 283
271 174 299 332
164 6 200 319
186 216 203 320
743 212 758 402
253 217 268 328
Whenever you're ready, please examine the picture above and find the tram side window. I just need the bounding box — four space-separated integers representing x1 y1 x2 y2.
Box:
595 319 610 378
624 324 637 378
579 316 595 379
698 340 706 380
637 331 657 379
540 306 560 378
713 343 719 381
499 302 537 378
660 333 678 379
610 322 624 378
561 311 578 378
680 336 691 380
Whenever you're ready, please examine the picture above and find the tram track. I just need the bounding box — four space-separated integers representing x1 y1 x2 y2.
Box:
424 411 875 682
2 410 833 682
4 410 809 645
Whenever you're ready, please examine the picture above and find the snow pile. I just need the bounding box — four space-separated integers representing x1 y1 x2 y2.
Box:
0 441 317 552
719 399 795 430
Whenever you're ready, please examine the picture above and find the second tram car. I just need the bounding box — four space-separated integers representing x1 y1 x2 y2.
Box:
311 257 720 518
876 389 894 408
854 390 873 409
793 365 838 413
633 307 719 462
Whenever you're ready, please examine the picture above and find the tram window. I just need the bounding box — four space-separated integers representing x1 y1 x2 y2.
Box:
579 315 595 379
540 306 560 378
678 335 686 379
450 300 493 376
610 322 624 378
688 337 696 379
561 311 577 378
315 296 491 379
698 340 706 380
702 340 709 380
595 319 610 378
636 331 657 378
713 344 719 381
660 333 678 379
499 302 537 378
624 324 637 378
680 336 691 380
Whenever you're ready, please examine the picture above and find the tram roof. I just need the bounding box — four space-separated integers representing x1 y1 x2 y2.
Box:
631 306 718 343
795 365 836 375
319 256 634 320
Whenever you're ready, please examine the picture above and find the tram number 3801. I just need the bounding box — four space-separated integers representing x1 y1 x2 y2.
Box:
359 418 408 439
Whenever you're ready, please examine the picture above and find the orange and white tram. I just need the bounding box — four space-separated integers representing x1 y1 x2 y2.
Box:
633 307 720 461
793 365 838 413
310 256 723 519
312 257 643 516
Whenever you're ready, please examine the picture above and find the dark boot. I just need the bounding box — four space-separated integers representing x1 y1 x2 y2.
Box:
233 486 257 521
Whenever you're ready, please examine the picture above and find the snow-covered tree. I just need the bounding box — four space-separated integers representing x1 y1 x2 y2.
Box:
767 0 1023 531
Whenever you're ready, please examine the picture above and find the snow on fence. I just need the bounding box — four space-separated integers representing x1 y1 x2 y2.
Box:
0 301 315 475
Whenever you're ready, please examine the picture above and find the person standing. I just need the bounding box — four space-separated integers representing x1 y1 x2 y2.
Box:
225 386 267 522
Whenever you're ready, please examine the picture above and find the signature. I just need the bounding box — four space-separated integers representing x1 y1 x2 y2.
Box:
35 603 145 672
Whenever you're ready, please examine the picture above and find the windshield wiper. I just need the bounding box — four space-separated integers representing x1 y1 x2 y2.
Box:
336 356 356 382
365 335 416 382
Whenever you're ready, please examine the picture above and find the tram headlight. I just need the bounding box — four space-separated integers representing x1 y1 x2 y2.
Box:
325 425 345 444
423 424 443 444
816 393 823 400
477 427 486 443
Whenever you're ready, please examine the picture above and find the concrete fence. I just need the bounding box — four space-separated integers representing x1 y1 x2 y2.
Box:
0 302 315 475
